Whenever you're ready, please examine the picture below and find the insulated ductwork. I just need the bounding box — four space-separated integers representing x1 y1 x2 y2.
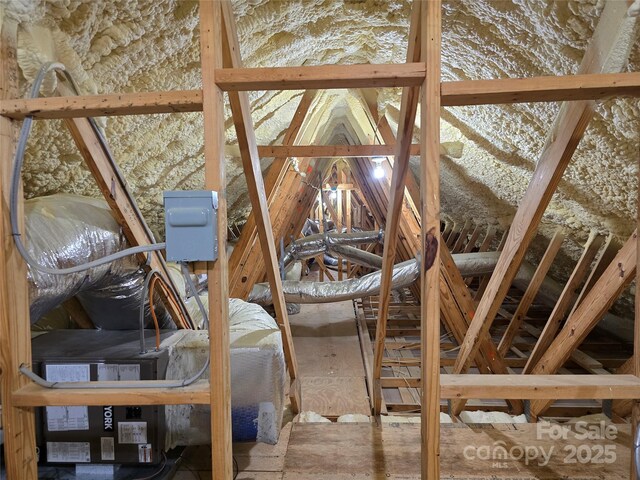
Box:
26 194 174 329
281 229 384 267
248 259 419 305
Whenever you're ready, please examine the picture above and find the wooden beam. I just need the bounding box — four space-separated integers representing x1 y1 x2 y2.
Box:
497 229 565 357
0 17 38 480
634 151 640 480
441 71 640 106
220 1 300 412
451 219 472 253
62 297 96 329
462 224 482 254
256 143 420 158
13 381 210 407
421 1 441 478
3 71 639 120
382 374 640 399
16 373 640 407
529 230 637 416
373 0 422 415
228 89 316 297
199 2 233 478
524 232 604 373
61 91 190 328
454 1 633 376
568 233 617 318
215 62 426 91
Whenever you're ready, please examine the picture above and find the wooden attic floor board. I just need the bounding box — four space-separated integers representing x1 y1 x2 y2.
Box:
289 300 371 417
177 422 633 479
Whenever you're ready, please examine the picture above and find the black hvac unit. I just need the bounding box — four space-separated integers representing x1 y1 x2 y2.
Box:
32 329 176 466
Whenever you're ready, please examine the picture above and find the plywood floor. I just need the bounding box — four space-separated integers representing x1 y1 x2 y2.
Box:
174 300 635 479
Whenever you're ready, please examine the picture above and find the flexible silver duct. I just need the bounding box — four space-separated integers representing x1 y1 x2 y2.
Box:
330 244 383 269
26 194 173 329
249 259 419 305
282 229 383 267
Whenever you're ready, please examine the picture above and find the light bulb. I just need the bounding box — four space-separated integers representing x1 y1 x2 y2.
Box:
329 191 337 200
373 165 385 179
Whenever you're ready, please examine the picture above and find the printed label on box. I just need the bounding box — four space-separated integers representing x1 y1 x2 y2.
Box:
118 364 140 381
97 364 119 381
101 437 115 461
46 442 90 463
46 406 89 432
45 364 90 383
118 422 147 444
138 444 153 463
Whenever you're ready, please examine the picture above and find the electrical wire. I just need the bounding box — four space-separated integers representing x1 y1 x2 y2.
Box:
154 275 192 329
233 456 239 480
14 62 211 389
10 62 166 275
180 262 209 330
149 275 162 351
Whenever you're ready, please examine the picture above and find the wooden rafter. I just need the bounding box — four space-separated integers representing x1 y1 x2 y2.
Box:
220 1 300 412
372 0 422 415
60 82 191 329
497 229 565 357
199 1 233 477
523 231 604 373
529 230 637 416
228 89 316 298
454 1 634 376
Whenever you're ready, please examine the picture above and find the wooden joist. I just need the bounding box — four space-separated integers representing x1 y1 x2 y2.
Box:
220 1 300 412
199 1 233 478
215 62 426 90
3 72 639 120
373 0 422 415
454 0 633 376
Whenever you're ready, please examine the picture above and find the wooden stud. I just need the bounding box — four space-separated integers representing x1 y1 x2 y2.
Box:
0 17 38 480
199 2 233 478
452 219 472 253
373 0 422 415
421 1 442 478
524 232 603 373
497 229 565 357
634 151 640 478
454 1 632 376
220 1 300 412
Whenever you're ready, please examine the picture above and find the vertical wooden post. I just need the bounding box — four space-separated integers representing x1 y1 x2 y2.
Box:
337 188 343 280
0 17 38 480
632 135 640 480
346 179 352 278
421 1 441 478
199 2 233 478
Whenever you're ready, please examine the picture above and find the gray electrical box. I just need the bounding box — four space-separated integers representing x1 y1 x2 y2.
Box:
163 190 218 262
